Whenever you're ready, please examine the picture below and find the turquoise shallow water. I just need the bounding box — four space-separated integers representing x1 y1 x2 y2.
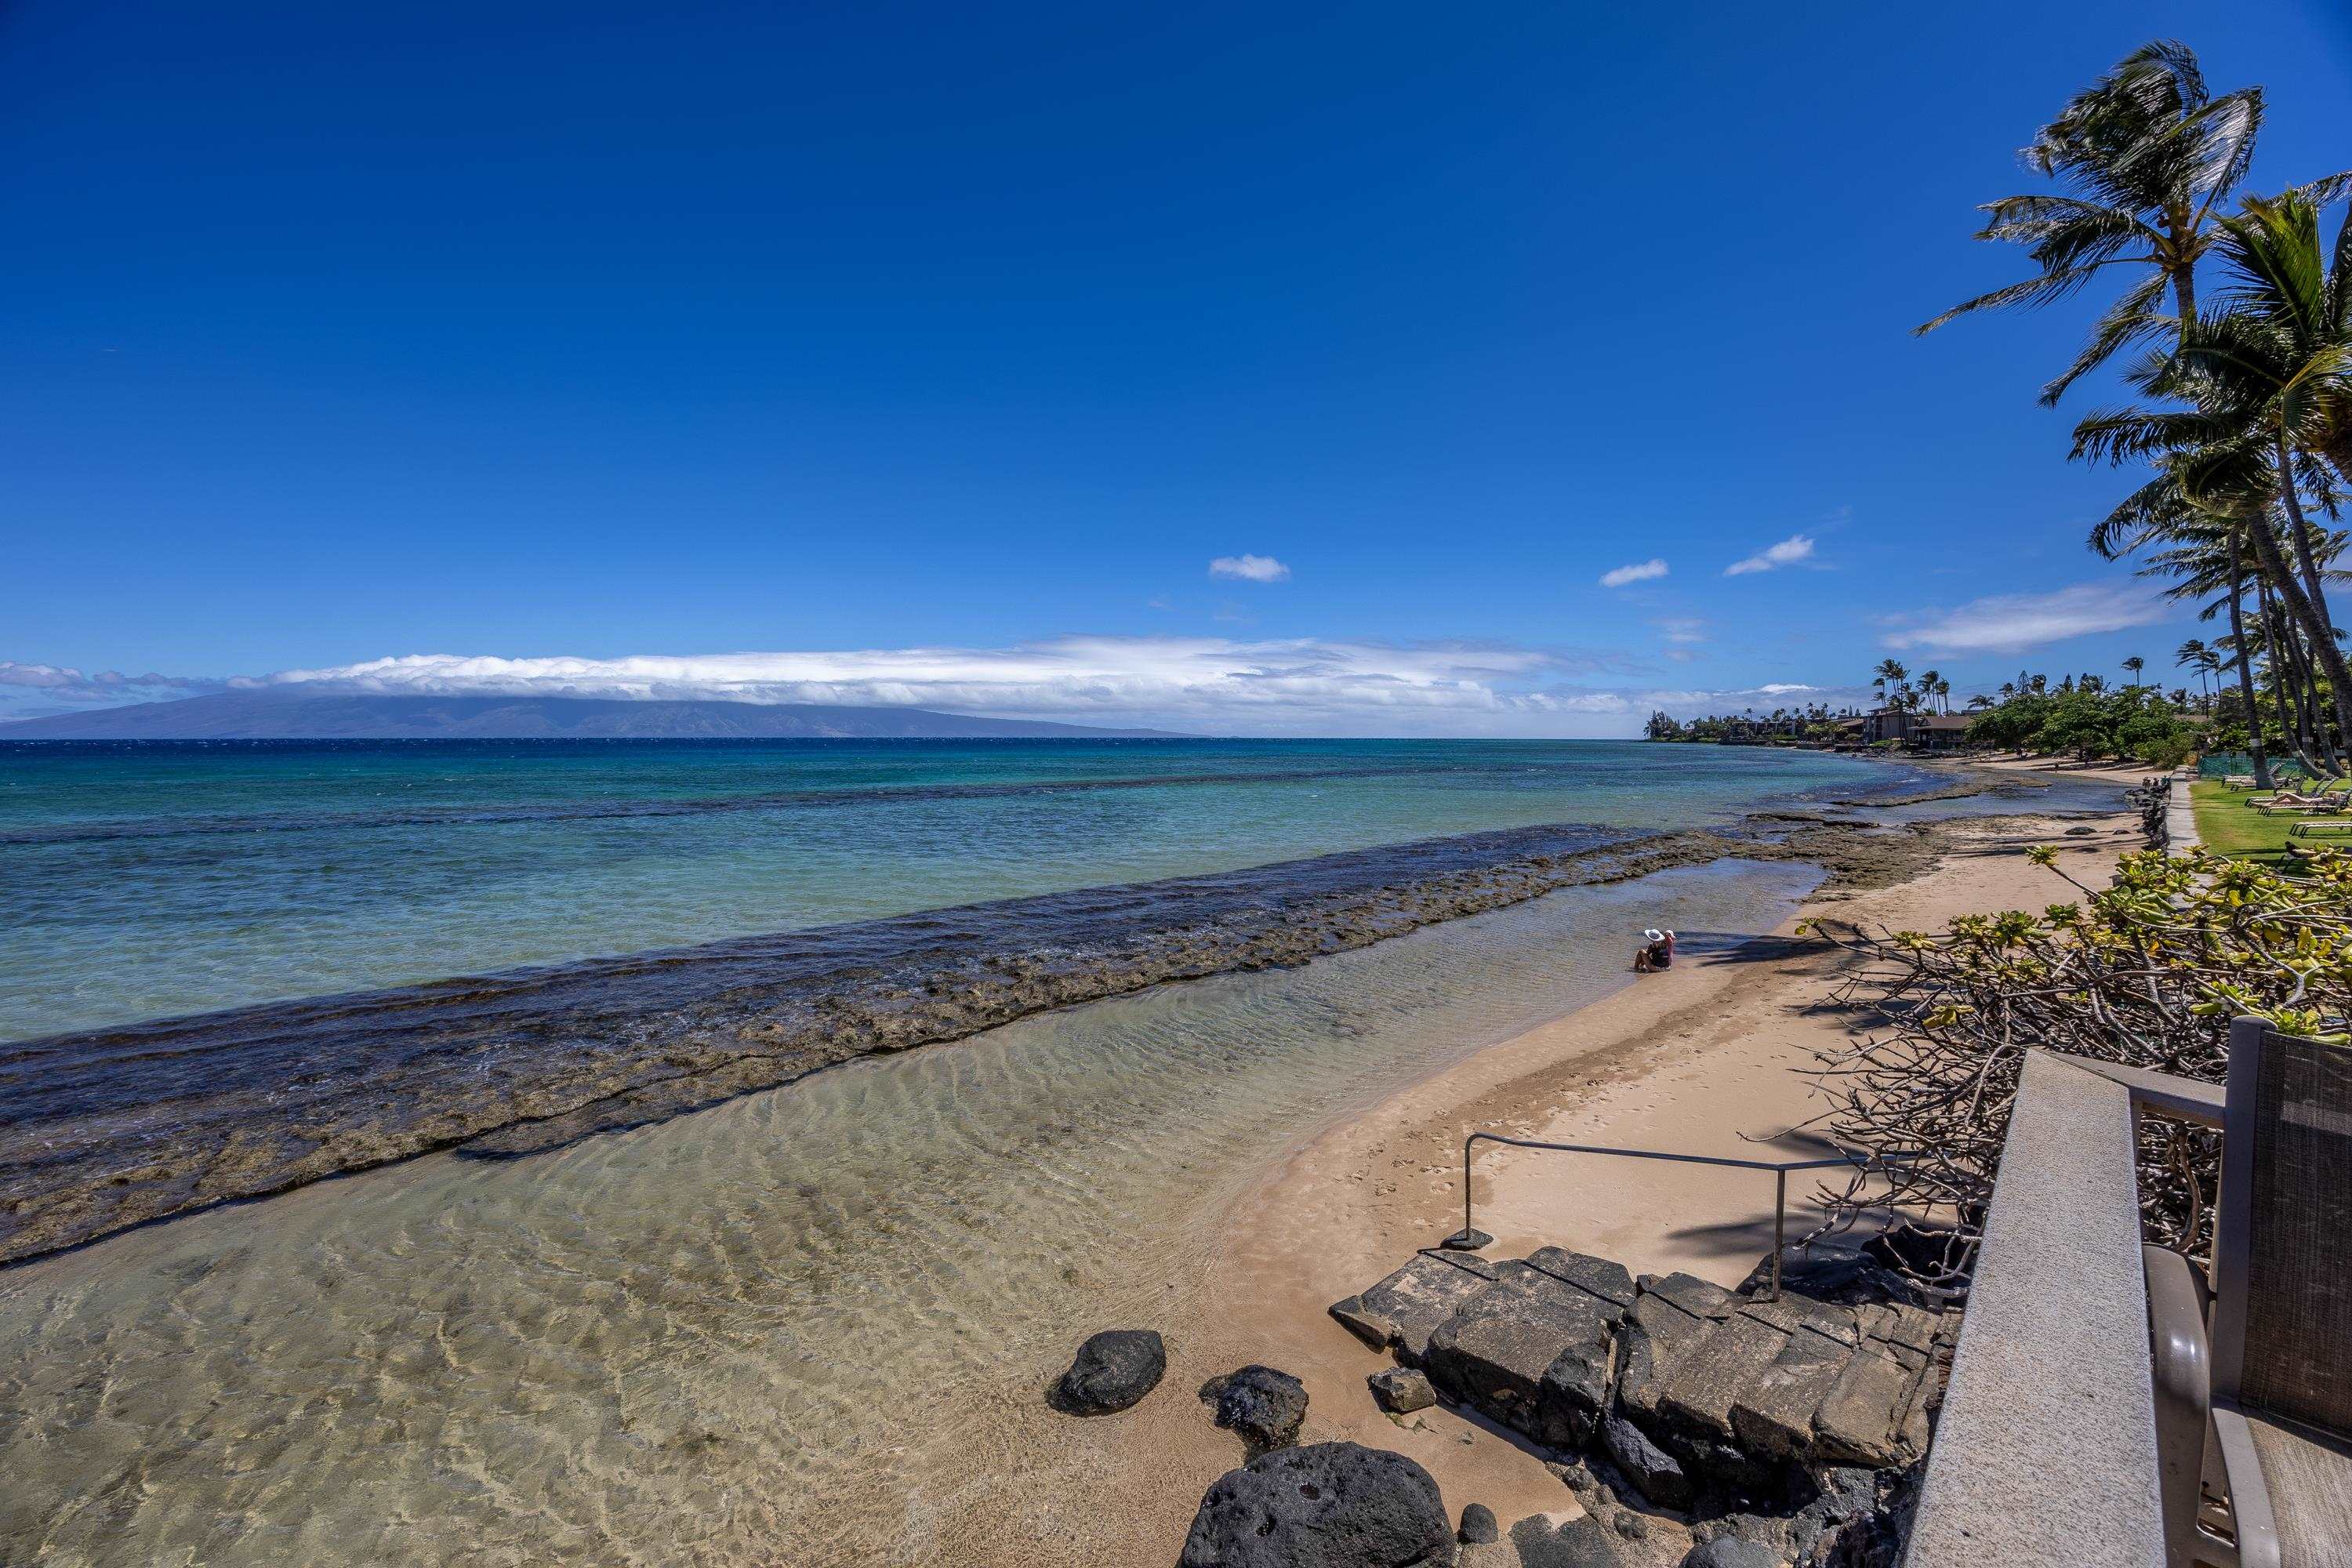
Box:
0 738 2125 1565
4 737 1919 1040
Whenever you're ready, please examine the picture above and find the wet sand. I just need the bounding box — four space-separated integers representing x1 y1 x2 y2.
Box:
1051 777 2150 1566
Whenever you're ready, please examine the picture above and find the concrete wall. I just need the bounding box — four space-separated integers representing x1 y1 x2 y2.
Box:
1903 1051 2168 1568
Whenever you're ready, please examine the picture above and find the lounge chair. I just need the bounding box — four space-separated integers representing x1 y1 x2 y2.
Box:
2141 1018 2352 1567
2252 796 2339 815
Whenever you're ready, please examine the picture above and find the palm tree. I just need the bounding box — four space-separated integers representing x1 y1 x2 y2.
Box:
2078 315 2352 753
2103 477 2275 783
1933 674 1953 713
1915 667 1944 712
2174 637 2220 700
2122 654 2146 689
1917 41 2264 403
2169 191 2352 487
1872 659 1908 709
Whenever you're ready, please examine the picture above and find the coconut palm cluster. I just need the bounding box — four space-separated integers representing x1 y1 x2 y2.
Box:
1922 40 2352 782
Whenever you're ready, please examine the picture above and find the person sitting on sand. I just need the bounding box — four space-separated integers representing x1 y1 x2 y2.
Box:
1634 927 1675 973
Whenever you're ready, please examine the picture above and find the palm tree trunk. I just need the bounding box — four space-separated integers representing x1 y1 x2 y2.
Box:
2244 503 2352 766
2258 585 2304 762
2227 532 2273 789
2274 434 2352 754
2286 622 2342 771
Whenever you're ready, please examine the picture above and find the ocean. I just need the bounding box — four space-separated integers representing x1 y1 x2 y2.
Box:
0 738 2120 1565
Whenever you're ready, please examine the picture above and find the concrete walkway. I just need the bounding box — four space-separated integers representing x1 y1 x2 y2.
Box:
2167 769 2201 852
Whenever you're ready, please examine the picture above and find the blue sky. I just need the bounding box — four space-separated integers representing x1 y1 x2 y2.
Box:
4 1 2350 734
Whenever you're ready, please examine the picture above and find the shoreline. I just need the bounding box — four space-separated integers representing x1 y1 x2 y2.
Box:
0 760 2156 1566
1035 764 2154 1566
2 756 2113 1269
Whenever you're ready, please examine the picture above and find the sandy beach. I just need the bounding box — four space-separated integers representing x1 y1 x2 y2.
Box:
1051 761 2153 1565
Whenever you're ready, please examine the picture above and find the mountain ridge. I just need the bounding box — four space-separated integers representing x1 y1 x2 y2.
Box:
0 691 1184 740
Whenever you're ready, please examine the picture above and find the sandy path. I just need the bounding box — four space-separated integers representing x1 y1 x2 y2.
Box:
1060 787 2147 1563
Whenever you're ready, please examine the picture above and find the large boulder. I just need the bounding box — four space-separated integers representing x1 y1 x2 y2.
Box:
1178 1442 1454 1568
1051 1329 1165 1415
1208 1365 1308 1454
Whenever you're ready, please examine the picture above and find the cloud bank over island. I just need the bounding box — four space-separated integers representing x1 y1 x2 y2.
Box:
0 640 1824 737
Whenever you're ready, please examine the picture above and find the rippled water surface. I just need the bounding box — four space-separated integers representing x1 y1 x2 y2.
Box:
3 738 1915 1039
0 739 2119 1566
0 859 1817 1567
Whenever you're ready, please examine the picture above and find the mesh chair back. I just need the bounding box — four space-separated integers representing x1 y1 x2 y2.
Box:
2230 1022 2352 1436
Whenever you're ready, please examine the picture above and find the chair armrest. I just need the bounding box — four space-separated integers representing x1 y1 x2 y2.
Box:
2049 1054 2227 1127
2144 1244 2212 1565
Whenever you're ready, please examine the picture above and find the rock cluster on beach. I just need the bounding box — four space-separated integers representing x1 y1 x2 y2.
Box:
1332 1247 1947 1490
1317 1243 1954 1566
1054 1237 1947 1566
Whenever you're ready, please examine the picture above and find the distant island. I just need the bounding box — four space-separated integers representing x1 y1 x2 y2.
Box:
0 691 1182 740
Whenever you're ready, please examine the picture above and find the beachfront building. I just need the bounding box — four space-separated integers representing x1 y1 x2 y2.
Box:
1853 709 1973 750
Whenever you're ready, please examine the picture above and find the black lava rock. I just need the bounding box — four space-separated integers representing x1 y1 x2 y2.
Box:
1682 1537 1784 1568
1209 1364 1308 1454
1602 1414 1694 1511
1458 1502 1499 1544
1178 1442 1454 1568
1051 1329 1165 1415
1370 1367 1437 1414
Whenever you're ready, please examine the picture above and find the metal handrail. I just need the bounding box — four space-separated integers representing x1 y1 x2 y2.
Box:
1446 1131 1906 1301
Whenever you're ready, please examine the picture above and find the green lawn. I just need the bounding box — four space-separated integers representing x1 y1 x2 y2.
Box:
2191 780 2306 863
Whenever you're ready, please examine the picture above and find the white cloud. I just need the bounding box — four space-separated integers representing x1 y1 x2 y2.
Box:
1208 554 1290 583
1600 558 1668 589
1651 617 1707 644
1882 582 2169 653
1757 683 1817 695
0 661 220 701
247 638 1664 736
1724 534 1817 576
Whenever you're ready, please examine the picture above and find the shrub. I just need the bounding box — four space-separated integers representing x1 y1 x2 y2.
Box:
1801 845 2352 1295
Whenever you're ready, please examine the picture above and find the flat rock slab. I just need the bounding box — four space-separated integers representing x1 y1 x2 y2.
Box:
1328 1296 1400 1352
1427 1259 1623 1446
1524 1247 1637 1308
1349 1250 1502 1363
1811 1346 1929 1468
1617 1289 1719 1425
1657 1311 1789 1442
1729 1328 1852 1461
